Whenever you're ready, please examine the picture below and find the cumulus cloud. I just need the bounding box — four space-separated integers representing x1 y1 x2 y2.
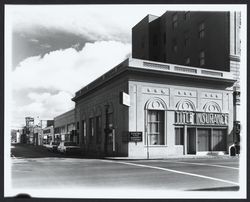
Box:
9 5 170 43
12 40 131 93
11 40 131 126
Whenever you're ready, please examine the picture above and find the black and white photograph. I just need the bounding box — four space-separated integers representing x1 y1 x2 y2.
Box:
4 4 247 199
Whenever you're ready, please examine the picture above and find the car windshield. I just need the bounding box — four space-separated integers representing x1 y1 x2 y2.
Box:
64 142 77 146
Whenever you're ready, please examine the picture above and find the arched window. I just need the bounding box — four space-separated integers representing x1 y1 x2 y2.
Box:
203 101 221 113
145 98 167 145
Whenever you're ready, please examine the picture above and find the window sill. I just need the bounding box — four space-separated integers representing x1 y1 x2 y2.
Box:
144 145 168 147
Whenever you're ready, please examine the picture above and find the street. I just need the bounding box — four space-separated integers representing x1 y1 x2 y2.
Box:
10 144 240 197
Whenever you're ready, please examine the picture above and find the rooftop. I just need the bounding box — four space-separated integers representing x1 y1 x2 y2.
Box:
72 57 235 102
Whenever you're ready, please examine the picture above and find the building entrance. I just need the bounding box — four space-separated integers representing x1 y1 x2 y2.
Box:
187 128 196 154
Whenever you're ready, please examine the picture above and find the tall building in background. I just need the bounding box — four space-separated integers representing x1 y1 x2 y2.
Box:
132 10 241 149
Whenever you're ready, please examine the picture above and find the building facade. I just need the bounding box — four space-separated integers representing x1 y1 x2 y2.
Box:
132 11 230 71
42 125 54 145
72 58 235 158
132 10 241 153
54 109 78 143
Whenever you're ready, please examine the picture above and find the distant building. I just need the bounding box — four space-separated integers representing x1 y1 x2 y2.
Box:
42 125 54 145
54 109 78 143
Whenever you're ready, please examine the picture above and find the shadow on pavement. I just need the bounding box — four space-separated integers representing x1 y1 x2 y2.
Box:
187 186 240 191
11 143 93 159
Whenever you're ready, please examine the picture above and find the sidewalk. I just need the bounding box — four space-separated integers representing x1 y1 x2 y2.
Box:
105 154 240 161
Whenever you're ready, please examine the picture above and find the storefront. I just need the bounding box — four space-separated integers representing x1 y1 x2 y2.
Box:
72 58 235 158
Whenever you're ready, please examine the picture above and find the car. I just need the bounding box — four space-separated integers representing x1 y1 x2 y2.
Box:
46 142 59 152
57 141 81 154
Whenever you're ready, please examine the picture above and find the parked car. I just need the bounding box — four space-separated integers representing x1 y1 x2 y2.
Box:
57 142 81 154
46 142 59 152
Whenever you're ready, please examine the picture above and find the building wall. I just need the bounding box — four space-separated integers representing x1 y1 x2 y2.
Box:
75 75 129 157
42 125 54 144
54 109 76 142
132 11 230 72
128 78 234 158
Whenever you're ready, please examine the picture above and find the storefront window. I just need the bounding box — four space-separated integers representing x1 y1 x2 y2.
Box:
147 110 164 145
175 127 184 145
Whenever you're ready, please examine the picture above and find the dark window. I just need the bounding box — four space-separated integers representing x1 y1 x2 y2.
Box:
77 122 79 130
89 118 94 143
198 22 205 39
141 36 145 49
163 32 166 45
172 13 178 29
184 32 190 47
147 110 165 145
175 128 184 145
199 50 205 66
185 57 190 65
184 11 191 20
172 39 177 53
96 116 102 144
153 34 158 46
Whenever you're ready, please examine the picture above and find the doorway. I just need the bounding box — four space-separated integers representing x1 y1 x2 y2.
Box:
187 128 196 154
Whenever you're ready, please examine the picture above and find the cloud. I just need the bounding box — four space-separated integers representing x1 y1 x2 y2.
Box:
11 40 131 126
40 44 51 49
12 40 131 93
9 5 171 43
13 91 74 124
29 38 39 43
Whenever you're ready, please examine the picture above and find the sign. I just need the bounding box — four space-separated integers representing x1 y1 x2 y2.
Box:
129 132 142 142
120 92 130 107
175 111 228 125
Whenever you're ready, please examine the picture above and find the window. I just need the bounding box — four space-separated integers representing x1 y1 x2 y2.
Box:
185 57 190 65
172 13 178 29
198 22 205 39
82 120 86 145
184 32 190 47
89 118 94 143
96 116 102 144
153 34 158 47
175 128 184 145
199 51 205 66
184 11 190 20
172 38 177 53
147 110 165 145
163 32 166 45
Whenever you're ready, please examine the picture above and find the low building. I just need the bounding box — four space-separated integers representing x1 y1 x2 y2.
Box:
72 58 235 158
42 125 54 145
54 109 78 143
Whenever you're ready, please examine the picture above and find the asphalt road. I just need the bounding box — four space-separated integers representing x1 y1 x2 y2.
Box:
10 144 240 196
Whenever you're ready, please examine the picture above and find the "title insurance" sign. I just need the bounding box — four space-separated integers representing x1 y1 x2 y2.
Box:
175 111 228 125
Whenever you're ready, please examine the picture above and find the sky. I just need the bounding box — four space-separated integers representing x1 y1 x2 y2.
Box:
5 4 244 129
7 5 176 128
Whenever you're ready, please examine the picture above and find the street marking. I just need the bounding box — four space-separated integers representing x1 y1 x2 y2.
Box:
159 161 239 170
106 160 239 186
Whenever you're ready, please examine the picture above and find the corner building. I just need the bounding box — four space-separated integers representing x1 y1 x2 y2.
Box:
72 58 235 158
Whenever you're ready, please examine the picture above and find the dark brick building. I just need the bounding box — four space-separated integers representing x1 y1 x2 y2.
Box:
132 11 230 71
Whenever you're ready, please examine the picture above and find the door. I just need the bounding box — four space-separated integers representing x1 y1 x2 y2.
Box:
198 129 211 151
187 128 196 154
